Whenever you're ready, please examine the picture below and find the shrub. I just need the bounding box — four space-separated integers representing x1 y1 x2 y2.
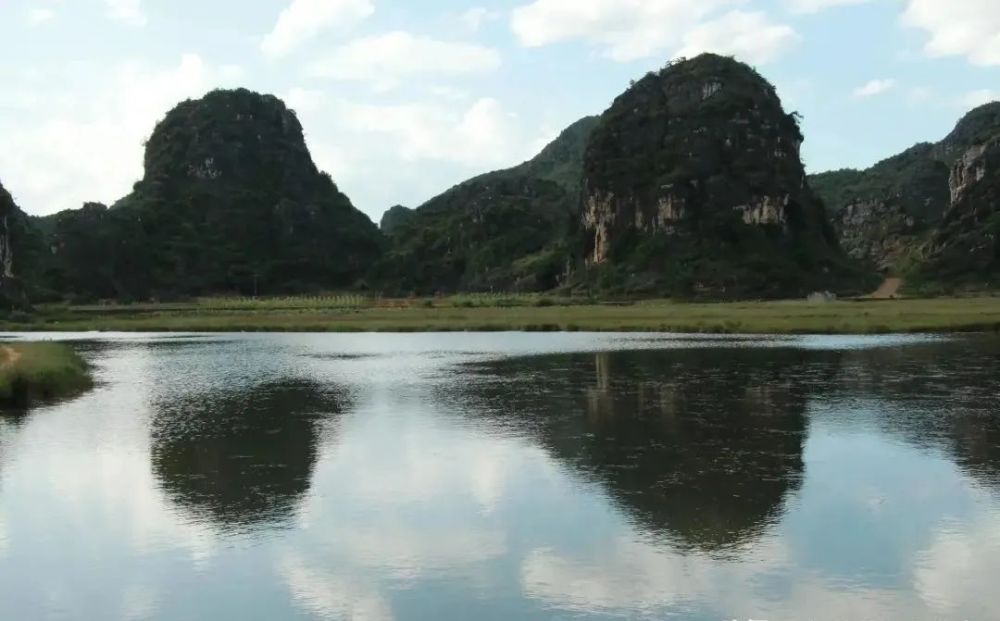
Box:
0 343 93 406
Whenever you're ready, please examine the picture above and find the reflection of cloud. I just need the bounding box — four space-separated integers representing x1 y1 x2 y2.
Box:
914 499 1000 617
518 439 1000 621
121 584 159 621
40 438 216 562
521 533 942 620
302 388 564 517
289 405 538 581
337 434 539 515
522 535 792 615
0 347 218 617
523 540 688 612
343 526 506 580
0 511 7 555
280 552 393 621
16 392 217 564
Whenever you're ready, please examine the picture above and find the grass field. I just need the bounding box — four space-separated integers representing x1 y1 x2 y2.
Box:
2 295 1000 334
0 342 92 406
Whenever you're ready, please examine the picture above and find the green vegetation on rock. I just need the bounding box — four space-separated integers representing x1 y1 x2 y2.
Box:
511 116 600 193
374 117 599 294
577 54 867 298
811 102 1000 275
4 64 999 307
379 205 414 236
34 89 383 301
810 144 950 223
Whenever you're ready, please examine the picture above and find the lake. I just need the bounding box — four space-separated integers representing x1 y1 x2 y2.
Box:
1 332 998 620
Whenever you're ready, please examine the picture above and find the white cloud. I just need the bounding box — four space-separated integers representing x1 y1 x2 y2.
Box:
0 47 539 220
305 31 502 90
280 87 553 215
0 54 244 214
261 0 374 59
428 86 471 101
284 87 327 114
675 11 801 64
786 0 873 14
26 8 57 26
330 97 538 166
460 7 501 32
907 86 933 103
959 89 1000 109
510 0 742 62
105 0 146 27
853 78 897 98
902 0 1000 66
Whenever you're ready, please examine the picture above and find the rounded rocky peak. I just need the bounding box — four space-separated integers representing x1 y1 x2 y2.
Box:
379 204 414 235
660 52 771 80
586 53 805 200
620 53 788 122
142 88 317 184
942 101 1000 152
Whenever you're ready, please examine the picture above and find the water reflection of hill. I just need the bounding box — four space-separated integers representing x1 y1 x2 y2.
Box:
150 380 345 532
828 338 1000 491
461 348 818 553
459 337 1000 549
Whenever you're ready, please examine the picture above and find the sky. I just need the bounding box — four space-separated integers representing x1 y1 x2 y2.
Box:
1 0 998 223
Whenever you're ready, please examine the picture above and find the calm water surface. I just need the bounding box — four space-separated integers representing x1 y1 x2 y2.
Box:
1 332 999 620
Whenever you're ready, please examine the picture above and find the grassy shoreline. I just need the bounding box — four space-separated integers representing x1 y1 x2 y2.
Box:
0 343 93 407
1 296 999 335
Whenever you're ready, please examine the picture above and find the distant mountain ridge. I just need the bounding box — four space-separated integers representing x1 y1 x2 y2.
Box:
810 102 1000 284
374 116 599 293
3 60 1000 305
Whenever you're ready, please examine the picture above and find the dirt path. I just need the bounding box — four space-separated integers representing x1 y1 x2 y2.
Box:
871 277 904 299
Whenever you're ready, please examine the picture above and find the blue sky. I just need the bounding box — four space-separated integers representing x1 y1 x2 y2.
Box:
1 0 998 222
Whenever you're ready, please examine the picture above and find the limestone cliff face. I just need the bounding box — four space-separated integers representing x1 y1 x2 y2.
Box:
0 181 16 282
835 200 922 272
950 142 991 204
811 144 949 272
0 180 27 309
579 54 853 297
920 136 1000 285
